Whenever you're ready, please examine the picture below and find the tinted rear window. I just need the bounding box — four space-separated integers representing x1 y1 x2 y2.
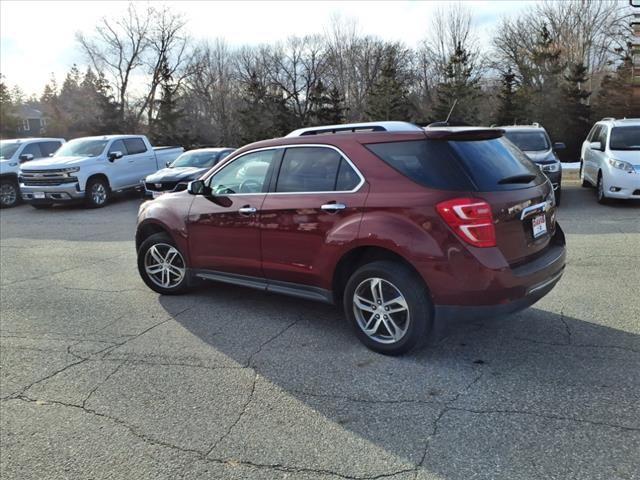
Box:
366 138 544 191
504 131 550 151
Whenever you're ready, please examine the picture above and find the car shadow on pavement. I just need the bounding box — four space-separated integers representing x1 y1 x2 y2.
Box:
159 283 640 478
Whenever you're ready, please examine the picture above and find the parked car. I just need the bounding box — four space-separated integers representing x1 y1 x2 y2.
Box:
135 121 566 355
19 135 183 208
580 117 640 204
0 138 65 208
143 147 235 198
500 124 565 205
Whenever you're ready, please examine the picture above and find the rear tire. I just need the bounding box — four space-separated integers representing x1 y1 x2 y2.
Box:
137 232 190 295
0 179 20 208
343 260 432 355
85 177 110 208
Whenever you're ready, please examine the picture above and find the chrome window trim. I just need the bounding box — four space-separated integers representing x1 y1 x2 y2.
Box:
202 143 366 196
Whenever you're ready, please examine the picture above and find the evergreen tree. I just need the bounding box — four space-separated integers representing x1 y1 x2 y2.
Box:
39 75 67 137
593 54 635 120
365 47 411 121
495 68 526 125
238 71 273 144
152 55 184 145
0 76 20 137
433 42 481 124
562 63 591 160
529 24 565 137
308 80 345 125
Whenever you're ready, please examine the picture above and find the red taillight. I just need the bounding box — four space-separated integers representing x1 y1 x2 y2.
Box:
436 198 496 248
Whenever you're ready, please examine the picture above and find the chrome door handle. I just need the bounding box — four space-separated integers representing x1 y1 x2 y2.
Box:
321 203 346 212
238 206 257 215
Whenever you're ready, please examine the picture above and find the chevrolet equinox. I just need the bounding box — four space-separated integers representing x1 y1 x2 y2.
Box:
136 121 566 355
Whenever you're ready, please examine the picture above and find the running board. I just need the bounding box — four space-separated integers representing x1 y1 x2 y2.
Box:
192 270 334 304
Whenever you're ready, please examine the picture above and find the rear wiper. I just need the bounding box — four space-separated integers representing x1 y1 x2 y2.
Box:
498 174 537 185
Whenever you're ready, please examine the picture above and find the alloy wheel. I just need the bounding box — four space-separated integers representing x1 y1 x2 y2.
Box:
92 183 107 205
352 277 410 344
144 243 186 289
0 183 18 207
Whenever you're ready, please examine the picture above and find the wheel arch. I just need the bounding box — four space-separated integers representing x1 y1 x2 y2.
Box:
135 219 174 251
86 173 111 191
331 245 433 306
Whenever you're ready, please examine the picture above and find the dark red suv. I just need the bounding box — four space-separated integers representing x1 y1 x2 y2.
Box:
136 122 566 355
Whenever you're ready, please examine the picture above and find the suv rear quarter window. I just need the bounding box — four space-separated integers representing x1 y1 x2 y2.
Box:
366 137 544 192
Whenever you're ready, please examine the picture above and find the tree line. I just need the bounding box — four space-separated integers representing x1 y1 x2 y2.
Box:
0 1 635 160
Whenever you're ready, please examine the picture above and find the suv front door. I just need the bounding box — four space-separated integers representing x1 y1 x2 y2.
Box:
260 145 368 293
187 149 279 277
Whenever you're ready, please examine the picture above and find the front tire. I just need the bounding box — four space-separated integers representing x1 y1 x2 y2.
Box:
580 162 590 188
343 260 433 355
0 179 20 208
137 232 190 295
596 172 608 204
554 187 562 206
85 177 110 208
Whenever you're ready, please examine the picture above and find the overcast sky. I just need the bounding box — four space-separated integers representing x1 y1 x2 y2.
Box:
1 0 538 96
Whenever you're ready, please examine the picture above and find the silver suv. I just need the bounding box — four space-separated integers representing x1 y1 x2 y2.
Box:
500 124 565 205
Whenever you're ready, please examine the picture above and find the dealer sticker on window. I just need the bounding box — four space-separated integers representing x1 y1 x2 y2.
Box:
532 214 547 238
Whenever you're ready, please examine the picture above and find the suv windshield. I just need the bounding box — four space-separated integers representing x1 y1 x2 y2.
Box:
504 131 550 151
0 142 20 160
609 126 640 151
171 151 221 168
55 139 108 157
366 137 543 191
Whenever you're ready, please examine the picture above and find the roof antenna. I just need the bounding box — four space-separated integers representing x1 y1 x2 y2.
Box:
445 99 458 124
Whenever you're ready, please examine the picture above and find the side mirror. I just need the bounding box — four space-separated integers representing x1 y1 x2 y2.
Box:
589 141 603 152
108 151 124 162
187 179 206 195
166 161 172 168
19 153 34 163
553 142 566 151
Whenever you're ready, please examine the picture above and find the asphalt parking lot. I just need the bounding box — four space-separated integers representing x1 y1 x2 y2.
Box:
1 181 639 480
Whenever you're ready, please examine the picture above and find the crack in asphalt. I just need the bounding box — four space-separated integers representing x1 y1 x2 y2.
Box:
1 307 194 401
8 395 416 480
445 406 640 432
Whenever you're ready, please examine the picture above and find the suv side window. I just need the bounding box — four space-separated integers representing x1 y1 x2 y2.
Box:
124 138 147 155
39 141 62 157
208 149 276 194
22 143 43 159
108 140 128 156
276 147 353 193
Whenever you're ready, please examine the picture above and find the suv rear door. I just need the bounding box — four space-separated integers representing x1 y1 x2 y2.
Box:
259 145 368 292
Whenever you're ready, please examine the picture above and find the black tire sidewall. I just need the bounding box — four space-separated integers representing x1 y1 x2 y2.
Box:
343 260 432 355
137 232 190 295
85 178 110 208
0 179 20 208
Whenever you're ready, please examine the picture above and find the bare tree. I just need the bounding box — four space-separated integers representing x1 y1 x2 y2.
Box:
76 3 152 122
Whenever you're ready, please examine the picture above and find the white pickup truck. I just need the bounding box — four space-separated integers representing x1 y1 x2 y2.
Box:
19 135 183 208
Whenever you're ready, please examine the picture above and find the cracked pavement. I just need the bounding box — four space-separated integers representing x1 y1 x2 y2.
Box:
1 186 639 480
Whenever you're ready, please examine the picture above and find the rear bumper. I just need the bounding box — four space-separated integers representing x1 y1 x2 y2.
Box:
432 224 566 322
20 183 84 202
